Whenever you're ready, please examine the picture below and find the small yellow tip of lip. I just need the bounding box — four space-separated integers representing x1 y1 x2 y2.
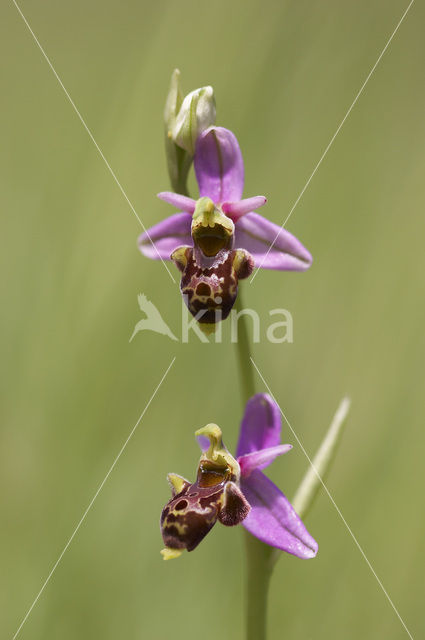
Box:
161 547 183 561
198 322 216 335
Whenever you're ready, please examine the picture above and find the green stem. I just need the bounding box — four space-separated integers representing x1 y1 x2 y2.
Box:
234 292 256 404
244 534 275 640
234 287 276 640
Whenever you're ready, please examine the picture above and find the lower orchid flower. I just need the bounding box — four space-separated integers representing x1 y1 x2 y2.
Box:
139 127 312 327
160 393 318 560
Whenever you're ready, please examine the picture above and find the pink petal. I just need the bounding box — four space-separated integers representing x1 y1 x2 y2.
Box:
157 192 196 213
222 196 267 222
197 435 210 452
241 470 318 559
235 212 312 271
138 213 192 260
238 445 292 477
194 127 244 203
236 394 282 459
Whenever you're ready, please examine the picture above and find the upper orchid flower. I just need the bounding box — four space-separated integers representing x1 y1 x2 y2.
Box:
160 393 318 560
139 127 312 327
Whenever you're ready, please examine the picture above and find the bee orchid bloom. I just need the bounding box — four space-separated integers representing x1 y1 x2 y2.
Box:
160 394 318 560
139 127 312 325
160 423 251 560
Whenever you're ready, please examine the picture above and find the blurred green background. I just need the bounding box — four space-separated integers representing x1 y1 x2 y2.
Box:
1 1 424 638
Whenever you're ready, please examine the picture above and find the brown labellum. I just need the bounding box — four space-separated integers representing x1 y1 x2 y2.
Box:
171 246 254 324
161 462 250 553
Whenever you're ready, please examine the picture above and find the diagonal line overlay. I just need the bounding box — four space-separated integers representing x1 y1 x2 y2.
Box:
11 0 176 284
12 357 176 640
250 356 414 639
250 0 415 282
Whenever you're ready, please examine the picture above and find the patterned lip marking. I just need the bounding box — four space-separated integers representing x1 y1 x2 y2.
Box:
161 425 251 558
195 282 211 297
161 470 250 553
161 466 229 552
171 246 254 324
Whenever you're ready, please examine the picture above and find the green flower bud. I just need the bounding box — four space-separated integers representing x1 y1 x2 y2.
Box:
171 86 216 155
163 69 192 195
163 70 216 195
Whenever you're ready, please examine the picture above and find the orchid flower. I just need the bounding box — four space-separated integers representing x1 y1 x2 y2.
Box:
139 127 312 326
160 394 318 560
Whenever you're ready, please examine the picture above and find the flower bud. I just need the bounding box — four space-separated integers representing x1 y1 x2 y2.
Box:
163 69 192 195
171 86 216 155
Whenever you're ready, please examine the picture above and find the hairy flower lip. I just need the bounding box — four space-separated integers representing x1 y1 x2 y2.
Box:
160 424 249 560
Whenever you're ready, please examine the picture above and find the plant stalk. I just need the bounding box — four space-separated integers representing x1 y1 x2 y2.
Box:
234 292 256 403
234 288 276 640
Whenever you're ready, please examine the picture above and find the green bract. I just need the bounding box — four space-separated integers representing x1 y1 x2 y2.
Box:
163 69 192 195
163 69 216 194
